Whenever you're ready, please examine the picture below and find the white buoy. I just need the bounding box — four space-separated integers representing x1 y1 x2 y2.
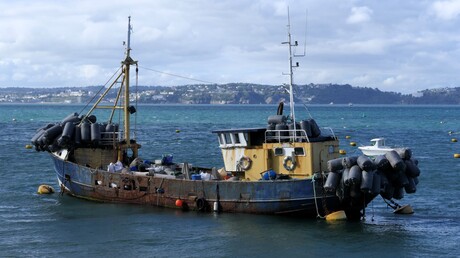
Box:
213 201 219 212
393 204 414 214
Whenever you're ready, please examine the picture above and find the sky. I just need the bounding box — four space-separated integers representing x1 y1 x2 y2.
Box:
1 0 460 93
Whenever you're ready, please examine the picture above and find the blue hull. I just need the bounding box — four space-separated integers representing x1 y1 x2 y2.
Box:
51 154 366 217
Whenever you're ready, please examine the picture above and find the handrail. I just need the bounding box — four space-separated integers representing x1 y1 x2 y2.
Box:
264 127 337 143
99 131 121 146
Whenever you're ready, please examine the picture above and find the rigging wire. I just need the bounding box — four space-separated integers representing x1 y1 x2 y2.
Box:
78 66 122 116
291 83 314 119
138 65 217 84
134 64 139 140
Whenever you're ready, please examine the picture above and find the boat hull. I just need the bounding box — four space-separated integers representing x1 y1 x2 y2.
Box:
358 147 393 156
51 154 370 218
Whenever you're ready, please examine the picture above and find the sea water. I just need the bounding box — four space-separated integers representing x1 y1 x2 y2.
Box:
0 104 458 257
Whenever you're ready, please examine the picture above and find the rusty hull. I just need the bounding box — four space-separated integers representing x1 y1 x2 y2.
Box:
53 155 343 217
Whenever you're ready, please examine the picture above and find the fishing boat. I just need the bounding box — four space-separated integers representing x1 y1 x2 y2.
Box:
31 17 421 220
359 138 394 156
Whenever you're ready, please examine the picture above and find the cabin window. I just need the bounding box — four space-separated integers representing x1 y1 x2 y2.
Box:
218 134 224 145
224 133 232 144
232 133 241 144
274 148 284 156
294 147 305 156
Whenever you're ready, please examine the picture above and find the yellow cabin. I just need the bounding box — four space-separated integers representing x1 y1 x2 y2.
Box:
213 116 340 181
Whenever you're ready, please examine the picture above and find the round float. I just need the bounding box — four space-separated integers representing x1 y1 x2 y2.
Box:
175 199 183 207
37 185 55 194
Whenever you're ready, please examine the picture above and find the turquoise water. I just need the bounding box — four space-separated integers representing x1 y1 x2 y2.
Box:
0 104 459 257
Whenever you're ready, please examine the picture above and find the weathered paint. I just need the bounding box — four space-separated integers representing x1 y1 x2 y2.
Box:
221 140 340 181
52 153 350 217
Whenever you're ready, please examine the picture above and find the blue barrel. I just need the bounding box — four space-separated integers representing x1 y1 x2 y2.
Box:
262 170 277 180
191 174 201 180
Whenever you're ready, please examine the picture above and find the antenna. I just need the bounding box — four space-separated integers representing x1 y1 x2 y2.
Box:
281 6 307 134
126 16 132 52
294 9 307 58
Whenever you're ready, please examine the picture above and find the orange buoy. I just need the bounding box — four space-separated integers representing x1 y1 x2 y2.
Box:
175 199 183 207
339 149 347 155
454 154 460 159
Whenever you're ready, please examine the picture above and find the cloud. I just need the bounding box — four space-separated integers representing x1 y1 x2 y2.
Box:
0 0 458 94
383 76 399 86
431 0 460 20
347 6 373 24
351 74 371 85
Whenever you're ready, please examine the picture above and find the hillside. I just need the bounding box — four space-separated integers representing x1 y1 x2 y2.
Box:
1 83 460 104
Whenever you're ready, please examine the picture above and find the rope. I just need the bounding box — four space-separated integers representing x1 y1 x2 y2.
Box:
381 196 401 210
320 172 330 216
311 175 325 219
134 64 138 140
139 65 217 84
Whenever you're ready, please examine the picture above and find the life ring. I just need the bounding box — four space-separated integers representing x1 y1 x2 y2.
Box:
238 156 252 170
283 156 296 171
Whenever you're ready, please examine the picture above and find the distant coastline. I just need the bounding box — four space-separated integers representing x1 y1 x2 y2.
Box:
1 83 459 105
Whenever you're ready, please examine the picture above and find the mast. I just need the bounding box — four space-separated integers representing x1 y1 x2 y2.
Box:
282 9 298 127
122 16 137 147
